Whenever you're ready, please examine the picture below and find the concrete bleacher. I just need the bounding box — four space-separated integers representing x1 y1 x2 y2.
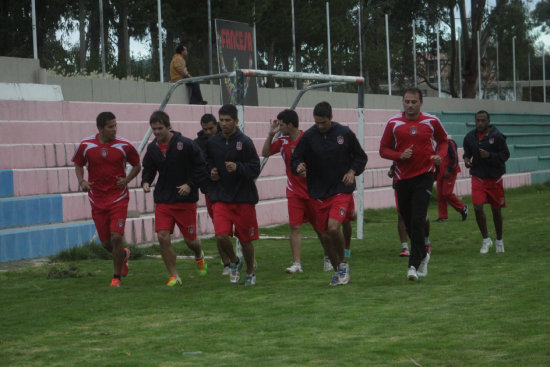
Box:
437 111 550 184
1 99 548 262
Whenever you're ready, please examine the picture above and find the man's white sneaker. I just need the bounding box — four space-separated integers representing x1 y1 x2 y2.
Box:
338 262 350 285
480 238 493 254
407 266 418 281
285 262 303 273
323 256 333 271
495 239 505 253
417 253 430 277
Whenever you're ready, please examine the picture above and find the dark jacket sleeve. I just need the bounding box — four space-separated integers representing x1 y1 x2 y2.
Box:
189 141 209 192
290 132 308 175
141 144 157 186
236 137 261 180
488 134 510 165
348 129 368 175
462 132 473 159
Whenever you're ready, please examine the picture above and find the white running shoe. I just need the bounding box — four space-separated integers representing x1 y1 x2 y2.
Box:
323 256 333 272
407 266 418 281
417 253 430 277
338 262 350 285
221 265 231 276
285 262 303 274
480 238 493 254
495 239 505 253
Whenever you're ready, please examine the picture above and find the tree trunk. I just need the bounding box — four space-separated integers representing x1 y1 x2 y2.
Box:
121 1 130 77
150 20 159 81
266 41 275 88
296 45 303 90
165 30 174 83
448 3 457 98
88 3 101 74
78 0 87 74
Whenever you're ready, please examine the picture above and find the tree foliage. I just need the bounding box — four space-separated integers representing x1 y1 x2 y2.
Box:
1 0 547 100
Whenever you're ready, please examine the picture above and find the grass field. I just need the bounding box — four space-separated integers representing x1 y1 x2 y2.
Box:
1 184 550 366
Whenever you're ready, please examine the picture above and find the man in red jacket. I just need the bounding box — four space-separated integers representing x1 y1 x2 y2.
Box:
435 137 468 222
379 87 448 281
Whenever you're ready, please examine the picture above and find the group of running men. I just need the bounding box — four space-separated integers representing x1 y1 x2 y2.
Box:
73 87 509 287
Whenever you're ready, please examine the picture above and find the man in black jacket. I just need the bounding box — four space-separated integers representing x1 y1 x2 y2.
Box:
463 110 510 254
204 104 261 286
291 101 368 286
194 113 232 275
141 110 209 286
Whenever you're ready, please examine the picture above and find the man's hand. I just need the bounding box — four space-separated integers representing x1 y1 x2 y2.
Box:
296 162 307 178
142 182 151 193
80 180 92 192
116 176 128 189
225 161 237 173
464 157 472 168
210 168 220 181
430 155 442 166
268 119 280 136
479 148 490 159
342 169 356 186
177 184 191 196
400 145 413 160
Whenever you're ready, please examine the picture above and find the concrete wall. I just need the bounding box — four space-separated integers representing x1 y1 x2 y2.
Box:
1 56 549 114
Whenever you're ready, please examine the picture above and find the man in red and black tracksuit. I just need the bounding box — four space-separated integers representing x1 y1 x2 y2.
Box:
141 110 209 287
194 113 232 275
463 110 510 254
204 104 261 286
379 87 448 281
291 101 367 286
435 138 468 222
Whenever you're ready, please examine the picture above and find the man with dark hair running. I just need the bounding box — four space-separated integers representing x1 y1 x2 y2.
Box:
141 110 209 286
73 111 141 287
463 110 510 253
262 109 356 273
194 113 232 275
204 104 261 286
380 87 448 281
291 101 367 286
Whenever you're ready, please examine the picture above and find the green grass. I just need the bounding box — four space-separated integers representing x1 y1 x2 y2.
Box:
1 184 550 366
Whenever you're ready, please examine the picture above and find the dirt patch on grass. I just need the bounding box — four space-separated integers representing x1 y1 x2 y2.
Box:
0 257 50 272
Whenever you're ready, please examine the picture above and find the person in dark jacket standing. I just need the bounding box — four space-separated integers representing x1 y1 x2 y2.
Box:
194 113 232 275
204 104 261 286
141 110 209 287
435 137 468 222
463 110 510 254
291 101 368 286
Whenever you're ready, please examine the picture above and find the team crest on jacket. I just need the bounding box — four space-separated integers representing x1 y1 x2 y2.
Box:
177 142 183 150
410 126 417 135
337 135 344 144
249 228 255 237
489 138 494 144
101 148 108 157
188 227 194 235
118 219 124 228
339 208 345 217
236 141 243 151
